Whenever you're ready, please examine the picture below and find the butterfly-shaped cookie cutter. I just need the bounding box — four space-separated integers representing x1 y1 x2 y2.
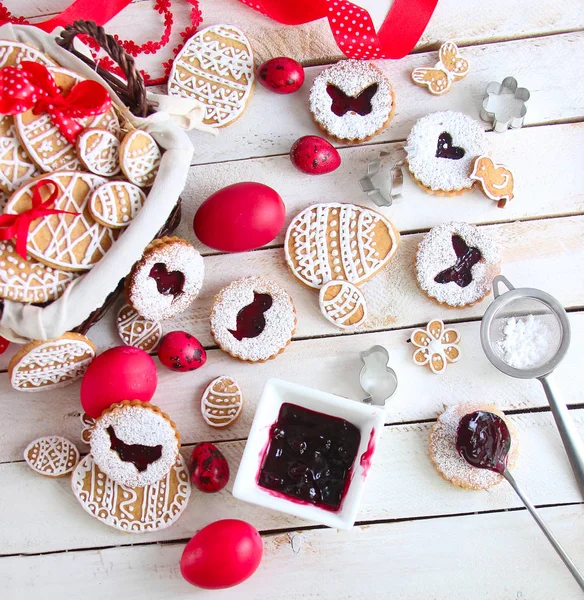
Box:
359 148 406 207
480 77 530 132
411 41 469 96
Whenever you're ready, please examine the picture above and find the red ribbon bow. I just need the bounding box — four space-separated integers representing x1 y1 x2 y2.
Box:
0 179 80 260
0 61 112 144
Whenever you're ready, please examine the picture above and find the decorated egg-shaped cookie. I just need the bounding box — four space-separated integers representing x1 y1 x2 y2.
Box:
285 203 399 289
5 172 118 271
89 181 146 229
119 130 161 187
0 114 39 194
168 24 255 128
76 128 121 177
201 376 243 428
0 40 57 69
24 436 80 477
72 454 191 532
319 280 367 329
116 304 163 352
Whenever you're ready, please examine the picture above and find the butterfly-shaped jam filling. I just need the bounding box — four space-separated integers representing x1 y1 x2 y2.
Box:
107 426 163 472
326 83 378 117
149 263 185 295
228 293 273 341
435 132 465 160
434 235 482 287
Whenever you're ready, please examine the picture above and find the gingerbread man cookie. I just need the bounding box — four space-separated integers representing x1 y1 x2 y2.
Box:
89 181 146 229
119 130 161 187
24 436 80 477
76 128 121 176
168 24 255 128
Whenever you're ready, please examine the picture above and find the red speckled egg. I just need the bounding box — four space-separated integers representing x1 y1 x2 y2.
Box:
190 442 230 493
0 336 9 354
290 135 341 175
194 182 285 252
180 520 263 589
257 57 304 94
80 346 157 418
158 331 206 372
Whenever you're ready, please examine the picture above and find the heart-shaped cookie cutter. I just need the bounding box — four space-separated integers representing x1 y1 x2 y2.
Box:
359 345 398 406
480 76 530 133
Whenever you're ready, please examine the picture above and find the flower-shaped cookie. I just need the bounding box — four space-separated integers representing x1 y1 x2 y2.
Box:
480 77 530 132
411 319 461 374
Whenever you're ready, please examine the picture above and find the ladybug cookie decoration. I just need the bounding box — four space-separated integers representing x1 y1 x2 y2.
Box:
257 57 304 94
158 331 207 372
290 136 341 175
190 442 230 493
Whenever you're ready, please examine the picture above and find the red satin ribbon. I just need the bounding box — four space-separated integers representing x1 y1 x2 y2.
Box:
0 179 79 260
0 61 111 144
238 0 438 59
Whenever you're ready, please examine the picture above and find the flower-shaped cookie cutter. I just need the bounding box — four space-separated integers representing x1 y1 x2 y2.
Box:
480 76 530 133
359 148 406 207
359 345 398 406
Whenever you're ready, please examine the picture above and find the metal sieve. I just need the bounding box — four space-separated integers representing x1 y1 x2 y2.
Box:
480 275 584 496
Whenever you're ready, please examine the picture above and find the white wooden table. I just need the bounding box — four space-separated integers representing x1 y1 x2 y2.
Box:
2 1 584 598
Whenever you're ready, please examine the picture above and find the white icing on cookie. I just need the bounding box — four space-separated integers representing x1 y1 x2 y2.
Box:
0 41 56 69
9 335 96 392
24 436 79 477
201 376 243 428
168 24 255 127
90 403 179 488
80 413 96 445
0 114 39 193
416 222 500 307
0 240 78 304
210 276 296 362
319 280 367 329
309 60 394 141
89 181 146 229
4 171 117 271
71 454 191 533
77 129 121 176
406 111 490 192
285 203 399 289
119 130 161 187
116 304 163 352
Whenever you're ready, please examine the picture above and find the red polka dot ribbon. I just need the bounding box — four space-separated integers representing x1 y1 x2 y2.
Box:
0 61 112 144
238 0 439 59
0 179 80 260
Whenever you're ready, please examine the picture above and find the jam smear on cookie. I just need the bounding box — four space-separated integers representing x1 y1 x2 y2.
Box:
149 263 185 295
435 132 465 160
258 403 361 511
327 83 378 117
228 293 273 341
434 235 482 288
107 426 163 472
456 411 511 474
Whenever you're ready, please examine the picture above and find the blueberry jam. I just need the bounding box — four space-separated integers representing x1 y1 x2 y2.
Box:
455 411 511 474
435 132 465 160
258 403 361 511
434 235 482 288
326 83 378 117
107 426 163 472
228 293 272 341
149 263 185 295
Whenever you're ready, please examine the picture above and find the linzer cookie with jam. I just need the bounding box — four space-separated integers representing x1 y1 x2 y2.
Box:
309 60 395 143
406 111 489 195
89 400 180 488
126 236 204 321
415 222 500 308
210 276 296 362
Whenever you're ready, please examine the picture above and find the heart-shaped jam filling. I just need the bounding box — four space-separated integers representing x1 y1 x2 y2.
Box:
435 132 465 160
107 426 163 472
326 83 378 117
228 292 273 341
434 235 482 288
149 263 185 296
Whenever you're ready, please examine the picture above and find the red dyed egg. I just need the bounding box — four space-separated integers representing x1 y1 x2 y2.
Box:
190 442 230 493
80 346 157 418
290 136 341 175
193 182 285 252
0 336 9 354
158 331 206 372
180 520 263 589
257 57 304 94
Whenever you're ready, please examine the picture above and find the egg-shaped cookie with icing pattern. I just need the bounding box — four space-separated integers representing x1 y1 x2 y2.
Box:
89 181 146 229
201 376 243 428
119 130 161 187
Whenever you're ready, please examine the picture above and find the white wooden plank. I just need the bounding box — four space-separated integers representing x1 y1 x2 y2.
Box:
2 505 583 599
1 410 582 555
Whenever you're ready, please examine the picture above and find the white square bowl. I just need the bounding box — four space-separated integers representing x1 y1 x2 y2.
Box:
233 378 385 530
